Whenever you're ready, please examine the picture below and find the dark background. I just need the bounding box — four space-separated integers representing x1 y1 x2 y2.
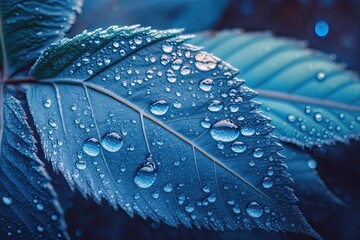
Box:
57 0 360 239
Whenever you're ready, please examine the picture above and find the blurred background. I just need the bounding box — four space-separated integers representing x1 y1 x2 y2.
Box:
61 0 360 239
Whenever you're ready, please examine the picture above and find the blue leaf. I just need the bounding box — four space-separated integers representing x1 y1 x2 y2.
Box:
189 31 360 147
0 93 68 239
282 144 344 209
0 0 82 77
26 26 319 237
70 0 230 34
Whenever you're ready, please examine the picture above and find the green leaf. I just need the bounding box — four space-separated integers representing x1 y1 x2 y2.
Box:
0 0 82 77
0 93 68 239
189 31 360 148
26 26 319 238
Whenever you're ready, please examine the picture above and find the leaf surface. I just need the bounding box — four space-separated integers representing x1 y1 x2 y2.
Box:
0 0 82 77
0 94 68 239
26 26 318 237
189 31 360 147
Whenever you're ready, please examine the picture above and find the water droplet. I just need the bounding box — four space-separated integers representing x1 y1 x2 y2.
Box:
314 113 323 122
253 148 264 158
48 118 57 128
207 193 217 203
207 100 223 112
37 225 44 232
180 65 191 75
202 185 210 193
43 98 51 108
82 138 100 157
246 202 263 218
134 161 157 189
240 126 255 136
338 113 345 119
262 177 273 188
87 68 94 75
210 119 239 142
287 115 295 123
229 104 239 113
152 191 159 199
163 183 173 192
76 160 87 170
149 100 169 116
185 204 194 213
267 166 274 176
101 132 123 152
308 159 317 169
134 36 143 45
232 206 241 214
200 117 211 129
316 71 326 81
161 55 170 65
171 59 183 70
199 78 214 91
217 142 224 149
166 70 177 83
194 53 217 71
36 203 44 211
2 197 12 205
231 141 247 153
162 43 173 53
173 100 182 109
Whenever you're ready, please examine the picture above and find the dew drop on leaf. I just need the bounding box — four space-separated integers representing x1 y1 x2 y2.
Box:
314 113 323 122
240 126 255 136
207 100 223 112
194 52 217 71
253 148 264 158
150 100 169 116
199 78 214 91
43 98 51 108
162 43 173 53
246 202 263 218
134 160 157 189
2 196 12 205
316 71 326 81
231 141 247 153
76 160 87 170
82 138 100 157
185 204 194 213
200 117 211 129
101 132 123 152
262 177 273 189
210 119 239 142
163 183 173 192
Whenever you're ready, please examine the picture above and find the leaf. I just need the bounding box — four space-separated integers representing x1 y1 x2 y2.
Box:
26 25 318 237
70 0 230 34
0 0 82 77
0 93 68 239
282 144 344 209
189 31 360 148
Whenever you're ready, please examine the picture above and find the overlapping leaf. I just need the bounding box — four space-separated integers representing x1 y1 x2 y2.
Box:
26 25 318 237
0 94 68 239
0 0 82 77
190 31 360 147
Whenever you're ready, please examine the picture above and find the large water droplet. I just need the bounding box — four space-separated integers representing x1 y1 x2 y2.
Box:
246 202 263 218
2 196 12 205
253 148 264 158
101 132 123 152
134 160 157 189
210 119 240 142
207 100 223 112
194 53 217 71
82 138 100 157
150 100 169 116
262 177 273 188
199 78 214 91
231 141 247 153
240 126 255 136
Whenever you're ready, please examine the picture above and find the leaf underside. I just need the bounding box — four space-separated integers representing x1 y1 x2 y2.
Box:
0 0 82 77
189 30 360 148
0 94 68 239
26 25 319 238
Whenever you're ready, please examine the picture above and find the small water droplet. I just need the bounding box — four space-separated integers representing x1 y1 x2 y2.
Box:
338 113 345 120
76 160 87 170
37 225 44 232
199 78 214 91
2 197 12 205
82 138 100 157
180 65 191 75
185 204 194 213
162 43 173 53
240 126 255 136
152 191 159 199
287 115 295 123
43 98 51 108
267 166 274 176
36 203 44 211
166 69 177 83
200 117 211 129
231 141 247 153
101 132 123 152
314 113 323 122
48 118 57 128
207 100 223 112
308 159 317 169
150 100 169 116
202 185 210 193
316 71 326 81
232 206 241 214
194 53 217 71
134 36 143 45
173 100 182 109
161 54 170 65
210 119 239 142
262 177 273 188
171 59 183 70
134 160 157 189
253 148 264 158
207 193 217 203
163 183 173 192
246 202 263 218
